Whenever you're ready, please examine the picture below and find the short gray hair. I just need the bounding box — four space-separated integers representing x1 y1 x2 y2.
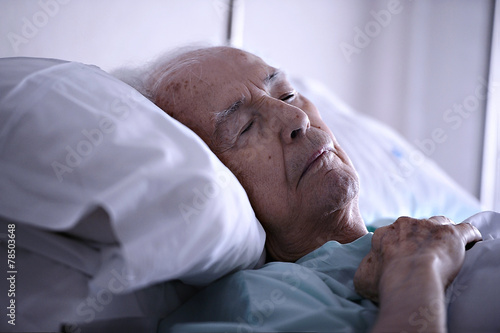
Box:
111 44 212 109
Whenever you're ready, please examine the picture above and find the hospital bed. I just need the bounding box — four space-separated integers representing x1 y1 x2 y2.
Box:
0 1 498 332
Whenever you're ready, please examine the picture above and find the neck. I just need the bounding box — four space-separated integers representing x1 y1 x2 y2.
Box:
266 200 368 262
324 201 368 244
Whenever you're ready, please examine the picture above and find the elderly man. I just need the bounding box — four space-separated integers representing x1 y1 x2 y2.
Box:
132 46 482 332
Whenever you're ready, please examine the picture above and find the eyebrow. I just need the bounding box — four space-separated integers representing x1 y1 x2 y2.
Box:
264 70 281 85
213 70 281 131
214 97 246 129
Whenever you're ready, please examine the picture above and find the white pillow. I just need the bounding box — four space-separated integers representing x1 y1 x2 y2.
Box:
293 78 481 228
0 57 266 291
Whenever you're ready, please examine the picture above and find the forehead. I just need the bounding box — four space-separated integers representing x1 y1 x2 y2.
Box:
197 48 273 90
169 48 276 140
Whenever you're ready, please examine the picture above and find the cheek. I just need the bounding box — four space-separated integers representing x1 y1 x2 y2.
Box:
227 145 278 186
334 144 357 171
310 117 333 139
221 145 286 206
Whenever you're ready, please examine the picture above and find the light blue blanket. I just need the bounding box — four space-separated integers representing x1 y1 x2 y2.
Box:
160 212 500 332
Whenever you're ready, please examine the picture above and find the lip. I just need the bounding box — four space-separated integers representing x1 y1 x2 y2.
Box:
298 145 334 185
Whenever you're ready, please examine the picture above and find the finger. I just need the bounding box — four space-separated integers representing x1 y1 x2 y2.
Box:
370 225 391 252
454 222 483 248
428 215 455 225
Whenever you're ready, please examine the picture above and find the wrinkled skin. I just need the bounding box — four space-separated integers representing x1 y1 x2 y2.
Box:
355 216 482 332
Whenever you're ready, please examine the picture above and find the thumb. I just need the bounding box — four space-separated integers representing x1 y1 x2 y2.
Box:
455 222 482 249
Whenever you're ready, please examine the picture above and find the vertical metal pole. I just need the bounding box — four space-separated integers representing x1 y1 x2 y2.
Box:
225 0 235 46
480 0 500 211
225 0 244 48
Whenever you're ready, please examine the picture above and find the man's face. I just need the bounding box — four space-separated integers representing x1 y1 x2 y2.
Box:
158 47 361 260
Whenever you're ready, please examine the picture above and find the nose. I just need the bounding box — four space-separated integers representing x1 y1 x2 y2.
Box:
264 98 310 144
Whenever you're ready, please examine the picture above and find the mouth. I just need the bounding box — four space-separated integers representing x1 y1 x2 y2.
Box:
298 145 334 186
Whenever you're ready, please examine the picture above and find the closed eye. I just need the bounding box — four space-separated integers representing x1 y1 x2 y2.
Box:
240 121 254 135
280 90 297 102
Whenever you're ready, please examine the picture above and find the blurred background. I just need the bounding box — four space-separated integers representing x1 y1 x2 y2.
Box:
0 0 498 211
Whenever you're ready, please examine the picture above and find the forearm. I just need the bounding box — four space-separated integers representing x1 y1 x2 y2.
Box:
355 217 482 332
372 258 447 333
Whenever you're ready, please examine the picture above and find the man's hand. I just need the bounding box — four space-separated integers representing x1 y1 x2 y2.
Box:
354 216 481 302
354 216 482 332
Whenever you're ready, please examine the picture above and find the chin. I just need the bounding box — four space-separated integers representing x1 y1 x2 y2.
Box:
323 167 360 206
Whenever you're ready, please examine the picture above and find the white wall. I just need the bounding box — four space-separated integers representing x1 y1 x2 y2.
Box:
241 0 494 199
0 0 227 71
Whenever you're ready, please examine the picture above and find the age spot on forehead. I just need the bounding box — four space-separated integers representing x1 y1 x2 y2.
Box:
236 51 248 59
166 81 182 93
